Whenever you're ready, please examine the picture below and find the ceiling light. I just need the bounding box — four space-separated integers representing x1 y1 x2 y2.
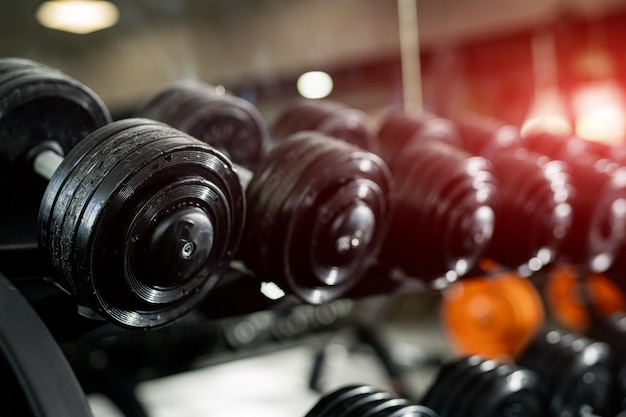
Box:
297 71 333 99
36 0 119 35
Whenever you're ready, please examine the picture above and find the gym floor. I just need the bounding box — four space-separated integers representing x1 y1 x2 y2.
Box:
86 292 451 417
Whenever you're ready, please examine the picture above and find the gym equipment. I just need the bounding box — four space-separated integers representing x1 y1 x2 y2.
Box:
141 85 393 305
241 131 393 304
421 355 549 417
306 385 438 417
270 97 379 151
518 330 616 417
37 118 245 329
0 57 111 210
140 80 268 171
0 58 246 330
522 130 626 273
484 147 573 273
377 110 462 170
378 138 498 285
441 272 545 358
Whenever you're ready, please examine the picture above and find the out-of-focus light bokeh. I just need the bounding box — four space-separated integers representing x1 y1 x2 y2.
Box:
36 0 119 34
573 80 626 145
296 71 334 99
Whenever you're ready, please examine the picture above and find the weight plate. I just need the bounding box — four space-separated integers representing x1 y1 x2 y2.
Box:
332 390 393 417
271 98 378 151
383 405 440 417
141 80 268 171
0 58 111 210
39 118 244 329
379 139 498 283
377 110 461 169
486 148 573 271
441 273 544 358
241 132 392 304
473 366 549 417
420 355 484 417
305 385 376 417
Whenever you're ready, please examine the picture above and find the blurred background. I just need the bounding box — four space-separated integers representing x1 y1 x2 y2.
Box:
4 0 626 416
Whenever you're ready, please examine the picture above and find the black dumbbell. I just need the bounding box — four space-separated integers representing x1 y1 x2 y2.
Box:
305 385 438 417
377 110 462 170
521 130 626 274
422 355 550 417
141 84 393 305
518 330 616 417
483 147 574 274
377 137 499 286
587 312 626 413
0 57 111 210
140 80 268 171
0 59 245 329
270 97 379 151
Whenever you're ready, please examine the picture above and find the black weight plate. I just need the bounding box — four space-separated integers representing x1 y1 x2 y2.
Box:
270 98 341 142
0 61 111 209
475 367 549 417
331 390 393 417
384 405 440 417
361 398 412 417
422 356 484 415
553 339 614 416
278 137 391 302
380 140 498 282
305 385 376 417
141 80 268 171
242 132 392 303
445 358 501 417
38 119 152 259
39 119 244 329
242 133 339 279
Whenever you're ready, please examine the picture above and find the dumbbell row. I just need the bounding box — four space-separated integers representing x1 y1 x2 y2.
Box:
4 57 626 331
0 58 394 330
306 328 621 417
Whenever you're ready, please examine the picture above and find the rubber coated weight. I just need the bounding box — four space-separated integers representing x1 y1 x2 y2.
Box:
241 131 392 304
38 118 245 329
384 405 440 417
376 110 462 170
0 58 111 209
484 147 573 272
379 139 498 285
522 130 626 273
422 355 484 416
140 80 268 171
305 385 376 417
271 98 379 151
518 330 616 417
333 391 394 417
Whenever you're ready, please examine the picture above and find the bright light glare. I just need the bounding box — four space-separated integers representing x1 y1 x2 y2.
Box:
521 88 572 137
573 81 626 146
297 71 333 99
36 0 119 35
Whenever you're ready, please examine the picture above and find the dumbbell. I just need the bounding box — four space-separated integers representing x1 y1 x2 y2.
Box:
421 355 550 417
376 134 499 286
141 83 393 305
0 58 245 329
587 312 626 413
140 79 267 171
378 111 574 275
0 57 111 210
521 130 626 274
305 385 438 417
270 97 379 151
518 330 617 417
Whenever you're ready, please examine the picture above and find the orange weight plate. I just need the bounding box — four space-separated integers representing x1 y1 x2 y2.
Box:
546 264 626 332
441 272 545 358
